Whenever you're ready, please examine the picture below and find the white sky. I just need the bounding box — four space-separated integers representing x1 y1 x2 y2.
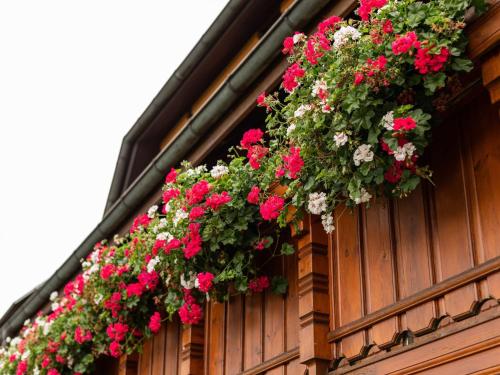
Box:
0 0 228 317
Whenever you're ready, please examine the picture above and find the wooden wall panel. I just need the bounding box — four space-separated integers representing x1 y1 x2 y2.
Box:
224 295 244 374
243 293 263 370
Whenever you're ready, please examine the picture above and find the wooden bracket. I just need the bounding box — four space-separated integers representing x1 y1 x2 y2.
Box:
180 321 205 375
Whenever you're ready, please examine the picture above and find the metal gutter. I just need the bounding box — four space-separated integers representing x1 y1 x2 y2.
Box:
0 0 331 342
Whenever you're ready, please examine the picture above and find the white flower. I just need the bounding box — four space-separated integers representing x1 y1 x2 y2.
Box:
210 165 229 179
308 192 328 215
158 218 167 229
321 104 333 113
286 123 296 136
380 111 394 130
294 104 312 118
49 291 58 302
5 337 11 344
21 350 30 361
312 80 327 97
156 231 173 242
11 337 21 347
180 272 196 289
394 142 416 161
33 368 40 375
163 202 172 213
23 319 30 326
94 294 103 305
334 132 348 147
186 164 208 177
351 188 372 204
147 256 160 273
173 209 188 226
293 33 305 43
51 302 60 311
90 250 99 264
321 214 335 233
333 26 361 48
353 144 374 166
147 205 159 218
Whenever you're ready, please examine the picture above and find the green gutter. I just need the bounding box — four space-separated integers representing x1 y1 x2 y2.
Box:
0 0 331 343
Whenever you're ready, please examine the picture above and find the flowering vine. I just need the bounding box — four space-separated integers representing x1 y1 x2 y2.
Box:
0 0 484 373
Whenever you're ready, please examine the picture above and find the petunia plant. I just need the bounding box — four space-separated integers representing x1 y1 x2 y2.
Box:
0 0 485 373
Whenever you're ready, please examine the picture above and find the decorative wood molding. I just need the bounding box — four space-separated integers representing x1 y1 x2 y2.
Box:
238 348 299 375
293 214 331 375
180 321 205 375
327 255 500 343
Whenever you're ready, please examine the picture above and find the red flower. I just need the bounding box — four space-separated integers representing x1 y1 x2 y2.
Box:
126 282 144 298
205 192 232 211
392 31 419 55
317 15 342 33
162 188 180 204
247 145 268 170
256 91 271 111
248 276 270 293
283 147 304 179
164 238 182 254
384 162 403 183
393 117 416 131
106 323 129 342
282 36 294 55
48 370 61 375
138 270 159 291
178 301 203 325
414 46 449 74
55 355 65 364
41 356 50 368
240 128 264 150
189 206 205 221
254 239 269 251
186 180 211 205
100 264 116 280
247 186 260 204
354 72 365 85
165 168 177 184
305 39 323 65
259 195 285 221
16 360 27 375
382 19 393 34
282 63 305 92
183 223 203 259
197 272 215 293
357 0 387 21
104 292 122 317
130 214 151 234
148 312 162 334
109 341 121 358
74 326 92 344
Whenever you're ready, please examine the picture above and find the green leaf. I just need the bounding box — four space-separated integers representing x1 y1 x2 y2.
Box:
423 73 447 94
280 243 295 256
271 276 288 295
451 57 473 72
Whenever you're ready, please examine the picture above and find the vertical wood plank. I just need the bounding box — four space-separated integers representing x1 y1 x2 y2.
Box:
165 321 180 375
286 358 307 375
394 186 437 334
429 116 478 319
180 321 204 375
225 295 244 374
285 251 299 351
334 207 366 359
362 200 398 347
243 292 263 370
207 302 225 374
151 324 166 374
138 337 153 375
264 256 285 361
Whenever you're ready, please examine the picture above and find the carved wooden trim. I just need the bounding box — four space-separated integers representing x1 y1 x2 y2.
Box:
467 1 500 60
237 348 299 375
293 214 331 375
180 321 205 375
327 255 500 343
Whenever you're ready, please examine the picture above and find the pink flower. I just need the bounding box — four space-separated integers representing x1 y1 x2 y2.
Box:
248 276 270 293
164 238 182 254
106 323 129 342
414 46 449 74
305 38 323 65
183 223 203 259
282 36 294 55
41 356 50 368
205 192 232 211
16 360 27 375
247 186 260 204
189 206 205 220
256 92 271 111
392 32 419 55
138 270 159 291
283 147 304 179
48 370 61 375
247 145 268 170
100 264 116 280
393 117 417 131
109 341 121 358
259 195 285 221
162 188 180 204
317 15 342 33
178 301 203 325
354 72 365 85
148 311 162 333
165 168 177 184
382 19 393 34
357 0 387 21
197 272 214 293
282 63 305 92
130 214 151 234
74 326 92 344
240 128 264 150
126 282 144 298
186 180 211 205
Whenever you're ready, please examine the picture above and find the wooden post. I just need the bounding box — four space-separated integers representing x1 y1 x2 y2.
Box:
293 214 331 375
180 321 205 375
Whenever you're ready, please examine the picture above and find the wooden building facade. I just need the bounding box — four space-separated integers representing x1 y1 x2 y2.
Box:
1 0 498 374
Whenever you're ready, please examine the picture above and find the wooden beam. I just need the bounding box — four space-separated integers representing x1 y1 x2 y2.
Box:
180 321 205 375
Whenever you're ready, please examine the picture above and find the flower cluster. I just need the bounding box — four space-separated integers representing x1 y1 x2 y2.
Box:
0 0 479 374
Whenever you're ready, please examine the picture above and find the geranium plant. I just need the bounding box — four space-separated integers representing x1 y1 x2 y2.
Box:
0 0 485 373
